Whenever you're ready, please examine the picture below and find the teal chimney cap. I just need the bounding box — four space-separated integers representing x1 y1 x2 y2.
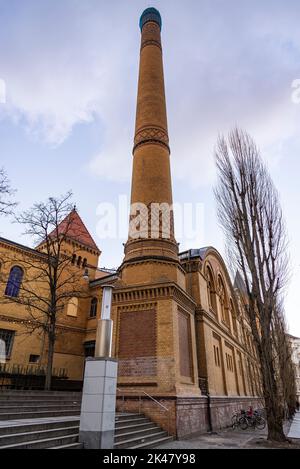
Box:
139 7 162 31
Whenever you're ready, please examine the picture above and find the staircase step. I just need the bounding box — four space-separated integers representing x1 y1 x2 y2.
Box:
0 397 81 407
130 436 174 449
0 419 79 436
114 431 168 449
0 434 79 449
0 426 79 446
115 417 149 426
0 404 81 411
50 442 83 449
115 422 157 435
114 426 161 443
0 409 80 420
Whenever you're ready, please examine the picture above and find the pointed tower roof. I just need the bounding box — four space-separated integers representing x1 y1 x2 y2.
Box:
234 271 247 294
49 209 100 253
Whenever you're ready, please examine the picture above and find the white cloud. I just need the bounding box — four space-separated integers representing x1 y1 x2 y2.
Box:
1 0 300 186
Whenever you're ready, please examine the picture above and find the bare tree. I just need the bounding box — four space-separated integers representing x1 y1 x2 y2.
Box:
214 128 294 441
0 168 16 216
0 192 90 389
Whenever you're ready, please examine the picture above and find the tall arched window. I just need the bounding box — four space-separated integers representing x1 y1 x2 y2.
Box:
5 266 24 298
89 297 98 318
206 266 217 313
218 276 229 325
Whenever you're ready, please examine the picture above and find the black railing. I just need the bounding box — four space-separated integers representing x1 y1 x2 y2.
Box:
0 362 69 390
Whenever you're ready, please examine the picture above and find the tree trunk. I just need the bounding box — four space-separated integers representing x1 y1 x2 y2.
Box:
266 398 286 441
261 356 286 441
44 321 55 391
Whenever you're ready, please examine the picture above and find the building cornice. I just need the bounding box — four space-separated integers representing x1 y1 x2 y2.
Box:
112 281 196 313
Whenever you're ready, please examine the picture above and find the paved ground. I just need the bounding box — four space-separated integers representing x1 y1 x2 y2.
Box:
288 411 300 439
156 412 300 449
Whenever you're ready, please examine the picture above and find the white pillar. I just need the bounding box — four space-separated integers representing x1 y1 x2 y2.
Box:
79 358 118 449
79 285 117 449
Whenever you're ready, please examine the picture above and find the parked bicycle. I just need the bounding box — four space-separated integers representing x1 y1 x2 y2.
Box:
232 408 266 430
238 409 266 430
231 409 246 429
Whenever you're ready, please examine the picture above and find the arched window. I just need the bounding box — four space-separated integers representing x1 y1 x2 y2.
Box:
5 266 24 298
206 266 217 313
71 254 76 265
82 258 87 269
77 256 82 267
89 297 98 318
218 276 229 325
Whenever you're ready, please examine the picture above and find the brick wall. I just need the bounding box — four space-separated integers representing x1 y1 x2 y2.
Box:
178 310 192 378
116 395 264 438
118 309 157 376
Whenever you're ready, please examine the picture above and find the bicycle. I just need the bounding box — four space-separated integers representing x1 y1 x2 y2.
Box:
231 409 246 429
238 410 266 430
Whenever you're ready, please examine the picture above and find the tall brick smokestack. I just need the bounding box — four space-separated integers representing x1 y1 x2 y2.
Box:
124 8 178 264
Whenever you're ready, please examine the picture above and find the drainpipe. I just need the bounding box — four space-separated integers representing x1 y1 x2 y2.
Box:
207 392 213 433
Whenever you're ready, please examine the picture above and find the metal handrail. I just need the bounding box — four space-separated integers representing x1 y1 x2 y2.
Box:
141 391 168 411
116 388 171 436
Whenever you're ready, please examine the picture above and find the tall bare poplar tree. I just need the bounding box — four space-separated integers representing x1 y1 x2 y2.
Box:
214 128 295 441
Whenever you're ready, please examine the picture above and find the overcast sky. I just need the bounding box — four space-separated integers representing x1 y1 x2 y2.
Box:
0 0 300 335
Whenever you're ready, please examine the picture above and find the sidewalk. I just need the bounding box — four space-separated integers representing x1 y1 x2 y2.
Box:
156 414 300 449
288 411 300 439
156 427 268 449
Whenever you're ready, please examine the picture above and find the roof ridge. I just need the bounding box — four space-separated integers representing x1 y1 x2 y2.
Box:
48 209 100 253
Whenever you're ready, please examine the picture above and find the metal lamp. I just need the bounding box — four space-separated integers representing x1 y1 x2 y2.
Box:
95 285 114 358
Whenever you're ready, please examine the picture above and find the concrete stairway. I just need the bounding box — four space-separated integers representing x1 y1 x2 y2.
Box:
0 392 173 449
0 390 82 449
0 390 81 421
0 419 81 449
114 413 173 449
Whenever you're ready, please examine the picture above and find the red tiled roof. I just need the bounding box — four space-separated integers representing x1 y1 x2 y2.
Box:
49 209 100 252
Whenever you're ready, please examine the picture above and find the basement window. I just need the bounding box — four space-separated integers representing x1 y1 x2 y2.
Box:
29 354 40 363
